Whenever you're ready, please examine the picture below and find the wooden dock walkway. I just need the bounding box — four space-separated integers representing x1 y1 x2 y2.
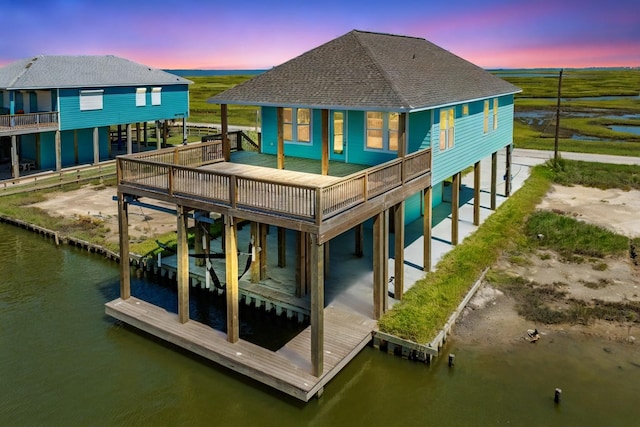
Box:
105 297 377 401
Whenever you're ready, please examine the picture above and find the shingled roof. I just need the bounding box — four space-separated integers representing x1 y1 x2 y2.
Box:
208 30 520 111
0 55 191 90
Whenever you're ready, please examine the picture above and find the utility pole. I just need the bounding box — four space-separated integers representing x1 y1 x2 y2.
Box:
554 68 564 164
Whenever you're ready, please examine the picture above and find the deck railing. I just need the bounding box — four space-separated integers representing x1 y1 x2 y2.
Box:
0 112 59 131
118 143 431 225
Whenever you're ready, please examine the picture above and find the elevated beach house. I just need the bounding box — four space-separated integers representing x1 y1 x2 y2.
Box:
0 55 190 178
107 30 520 400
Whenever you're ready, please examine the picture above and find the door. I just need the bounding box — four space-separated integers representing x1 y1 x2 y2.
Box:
330 110 347 162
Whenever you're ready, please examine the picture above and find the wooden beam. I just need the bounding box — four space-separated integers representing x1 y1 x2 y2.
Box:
451 173 460 245
324 241 330 277
310 233 324 377
250 222 260 283
383 210 389 313
126 123 133 155
355 223 364 257
143 121 148 146
423 187 432 272
277 107 284 169
155 122 161 150
398 113 407 160
505 144 512 197
473 161 481 226
136 122 141 153
373 211 386 319
117 190 130 300
221 104 230 162
277 226 286 267
393 202 405 299
177 205 190 324
194 212 205 267
321 109 329 175
10 135 19 178
225 215 239 343
491 151 497 210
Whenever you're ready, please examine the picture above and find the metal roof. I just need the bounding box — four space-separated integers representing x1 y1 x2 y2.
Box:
208 30 520 111
0 55 191 90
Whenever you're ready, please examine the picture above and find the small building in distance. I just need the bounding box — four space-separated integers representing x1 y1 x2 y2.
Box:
0 55 191 177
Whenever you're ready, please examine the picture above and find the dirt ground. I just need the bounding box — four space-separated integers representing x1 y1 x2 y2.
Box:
455 184 640 347
30 183 640 344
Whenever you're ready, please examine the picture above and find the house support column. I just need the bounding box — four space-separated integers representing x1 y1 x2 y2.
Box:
10 135 19 179
136 123 142 152
490 151 497 210
310 233 324 377
393 201 405 299
177 205 190 324
505 143 512 197
194 212 205 267
451 172 460 245
277 227 286 267
321 109 329 175
423 187 432 272
225 215 239 343
117 190 131 300
126 124 132 154
221 104 230 161
473 161 481 226
373 211 388 319
296 232 309 297
155 122 161 150
260 223 268 280
55 130 61 171
93 127 100 165
355 223 364 257
143 122 148 146
250 222 261 283
276 107 284 169
163 121 168 147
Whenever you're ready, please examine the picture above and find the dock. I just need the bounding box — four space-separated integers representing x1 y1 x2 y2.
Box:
106 296 376 401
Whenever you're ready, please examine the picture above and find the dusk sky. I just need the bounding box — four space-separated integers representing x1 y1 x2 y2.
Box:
1 0 638 70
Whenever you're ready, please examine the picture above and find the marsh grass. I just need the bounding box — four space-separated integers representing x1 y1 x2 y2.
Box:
547 158 640 190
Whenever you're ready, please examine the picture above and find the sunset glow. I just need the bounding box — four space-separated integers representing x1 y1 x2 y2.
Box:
1 0 638 70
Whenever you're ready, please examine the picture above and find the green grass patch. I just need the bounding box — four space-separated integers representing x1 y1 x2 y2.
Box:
377 165 554 343
547 158 640 190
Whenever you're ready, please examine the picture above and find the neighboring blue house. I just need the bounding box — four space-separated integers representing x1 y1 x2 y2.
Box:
210 30 520 224
0 55 191 177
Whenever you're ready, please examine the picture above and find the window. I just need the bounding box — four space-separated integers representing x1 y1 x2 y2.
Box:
151 87 162 106
283 107 310 143
366 112 399 151
483 100 490 133
462 104 469 116
439 108 455 150
333 111 344 154
136 88 147 106
79 89 103 111
493 98 499 130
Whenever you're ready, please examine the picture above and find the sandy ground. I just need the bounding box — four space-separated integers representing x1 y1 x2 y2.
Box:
30 183 640 345
454 185 640 347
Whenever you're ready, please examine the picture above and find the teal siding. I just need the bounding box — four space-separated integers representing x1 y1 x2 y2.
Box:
432 182 443 206
408 109 432 153
19 134 37 161
40 132 56 170
405 190 422 223
431 95 514 185
59 84 189 131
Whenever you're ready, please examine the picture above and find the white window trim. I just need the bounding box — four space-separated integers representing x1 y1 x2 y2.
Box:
365 111 398 153
79 89 104 111
136 88 147 107
151 87 162 106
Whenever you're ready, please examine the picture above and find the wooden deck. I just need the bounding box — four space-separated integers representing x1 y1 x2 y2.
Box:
106 296 377 401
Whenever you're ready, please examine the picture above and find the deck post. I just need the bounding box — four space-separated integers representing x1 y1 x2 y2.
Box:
398 113 407 159
225 215 239 343
194 212 205 267
373 211 387 319
163 120 169 147
277 227 286 267
324 241 330 277
136 122 142 152
393 201 405 299
355 223 364 257
143 121 148 146
126 123 133 154
452 172 460 245
117 190 131 300
92 127 99 165
310 233 324 377
505 143 512 197
296 231 309 297
491 151 497 210
177 205 190 324
155 122 161 150
260 223 268 280
321 109 329 175
276 107 284 169
473 161 481 226
250 222 260 283
423 187 432 272
221 104 230 162
383 210 389 312
55 130 61 171
10 135 19 178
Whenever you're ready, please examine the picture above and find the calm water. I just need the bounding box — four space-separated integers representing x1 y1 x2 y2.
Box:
1 222 639 426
